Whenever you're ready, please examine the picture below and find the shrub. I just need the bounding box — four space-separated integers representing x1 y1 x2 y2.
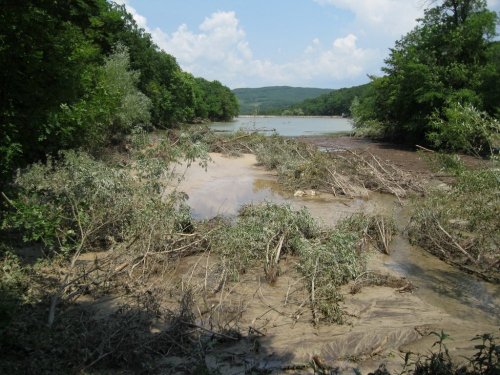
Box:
47 44 152 150
428 102 500 156
2 130 210 257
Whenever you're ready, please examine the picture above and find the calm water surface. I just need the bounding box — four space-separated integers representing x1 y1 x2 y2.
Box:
210 116 352 136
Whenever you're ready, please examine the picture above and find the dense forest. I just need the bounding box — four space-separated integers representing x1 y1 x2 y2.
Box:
351 0 499 153
233 86 333 114
0 0 239 183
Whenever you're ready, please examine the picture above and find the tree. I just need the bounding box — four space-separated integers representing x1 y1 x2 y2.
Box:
47 44 151 149
194 78 239 121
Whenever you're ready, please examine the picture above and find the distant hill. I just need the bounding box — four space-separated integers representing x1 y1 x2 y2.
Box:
286 83 372 116
233 86 333 114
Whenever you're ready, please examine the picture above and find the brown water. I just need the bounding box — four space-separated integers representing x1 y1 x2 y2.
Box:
173 154 500 322
170 153 499 370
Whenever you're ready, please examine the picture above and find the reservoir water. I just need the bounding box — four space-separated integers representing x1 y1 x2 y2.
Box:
210 116 352 136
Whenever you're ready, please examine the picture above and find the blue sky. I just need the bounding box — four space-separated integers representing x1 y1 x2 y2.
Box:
116 0 500 89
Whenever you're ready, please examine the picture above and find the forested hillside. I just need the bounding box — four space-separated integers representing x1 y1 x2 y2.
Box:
284 83 371 116
233 86 333 114
0 0 238 182
351 0 499 153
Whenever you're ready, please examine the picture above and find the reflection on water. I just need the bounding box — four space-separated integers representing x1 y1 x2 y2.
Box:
175 153 500 325
187 176 286 219
210 116 352 137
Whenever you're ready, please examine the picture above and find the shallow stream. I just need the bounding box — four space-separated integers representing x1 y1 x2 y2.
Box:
173 153 500 327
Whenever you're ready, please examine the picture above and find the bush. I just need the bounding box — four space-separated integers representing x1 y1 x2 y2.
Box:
368 332 499 375
47 44 152 150
2 130 210 257
0 250 29 331
428 102 500 156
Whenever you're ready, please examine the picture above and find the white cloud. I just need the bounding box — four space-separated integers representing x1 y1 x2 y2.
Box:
138 11 378 88
314 0 424 38
152 11 249 66
296 34 380 81
110 0 500 88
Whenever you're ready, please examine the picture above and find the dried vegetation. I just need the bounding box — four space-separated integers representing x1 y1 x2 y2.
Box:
205 130 424 201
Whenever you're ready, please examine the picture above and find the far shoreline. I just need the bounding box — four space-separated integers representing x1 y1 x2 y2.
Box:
237 114 347 119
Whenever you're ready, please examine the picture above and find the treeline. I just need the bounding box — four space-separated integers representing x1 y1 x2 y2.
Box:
351 0 499 154
233 86 333 115
283 83 371 116
0 0 238 181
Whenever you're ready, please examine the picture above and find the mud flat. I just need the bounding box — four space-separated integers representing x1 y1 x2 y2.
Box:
170 152 499 373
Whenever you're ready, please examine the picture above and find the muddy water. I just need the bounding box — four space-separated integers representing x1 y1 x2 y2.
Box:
174 153 500 323
172 153 499 370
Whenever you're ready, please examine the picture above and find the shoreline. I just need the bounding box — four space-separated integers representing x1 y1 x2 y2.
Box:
237 114 347 119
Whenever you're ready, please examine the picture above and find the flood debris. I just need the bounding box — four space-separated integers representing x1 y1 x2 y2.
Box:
408 153 499 282
191 128 425 200
1 129 498 373
350 271 414 294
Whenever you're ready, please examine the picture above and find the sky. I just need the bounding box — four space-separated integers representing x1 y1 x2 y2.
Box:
115 0 500 89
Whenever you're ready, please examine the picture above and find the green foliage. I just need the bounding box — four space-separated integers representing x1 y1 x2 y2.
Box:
0 0 238 184
295 228 365 323
47 44 152 150
350 93 389 139
3 151 136 255
287 83 372 117
0 250 29 331
0 0 102 179
209 203 366 323
2 131 210 256
209 203 320 279
195 78 240 121
428 102 500 155
369 332 499 375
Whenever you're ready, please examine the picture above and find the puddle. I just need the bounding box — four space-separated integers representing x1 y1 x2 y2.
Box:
173 153 395 224
171 154 286 218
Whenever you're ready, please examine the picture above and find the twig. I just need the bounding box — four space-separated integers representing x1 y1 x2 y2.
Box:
180 321 240 341
435 220 475 263
310 257 319 325
416 144 435 153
